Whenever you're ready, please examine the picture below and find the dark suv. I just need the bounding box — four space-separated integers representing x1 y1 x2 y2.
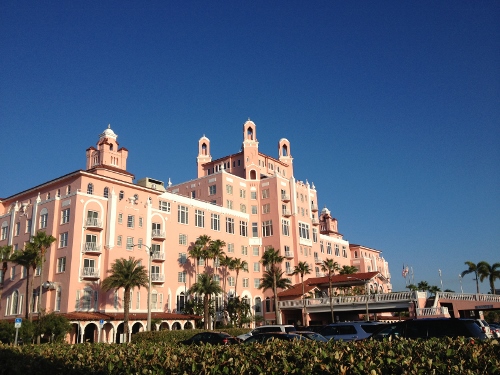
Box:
371 318 490 340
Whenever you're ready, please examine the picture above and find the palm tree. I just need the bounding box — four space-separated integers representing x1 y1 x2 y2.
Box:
259 268 292 323
197 235 212 271
293 261 311 326
230 258 248 297
188 273 222 330
219 255 233 325
406 284 418 291
209 239 226 272
188 242 204 280
461 261 481 293
321 258 340 323
260 247 285 324
477 261 500 294
428 285 441 296
417 281 430 292
31 230 56 314
9 243 40 321
102 257 148 342
339 265 358 275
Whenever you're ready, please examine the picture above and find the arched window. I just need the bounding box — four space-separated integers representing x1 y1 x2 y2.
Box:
254 297 261 313
249 170 257 180
247 127 254 140
87 183 93 195
55 286 62 311
10 290 19 315
104 187 109 198
201 143 207 155
282 144 288 156
177 292 185 312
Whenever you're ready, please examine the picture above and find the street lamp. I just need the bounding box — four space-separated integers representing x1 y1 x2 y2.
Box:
133 243 154 331
347 276 370 321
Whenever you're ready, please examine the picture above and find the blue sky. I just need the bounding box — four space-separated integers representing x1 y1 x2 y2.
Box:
1 1 499 293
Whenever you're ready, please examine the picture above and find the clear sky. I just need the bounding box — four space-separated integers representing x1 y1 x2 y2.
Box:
1 1 499 294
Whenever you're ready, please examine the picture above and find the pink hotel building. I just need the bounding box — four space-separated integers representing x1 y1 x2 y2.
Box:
0 120 391 342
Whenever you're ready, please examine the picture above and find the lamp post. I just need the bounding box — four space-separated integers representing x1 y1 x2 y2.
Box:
458 274 464 294
133 244 153 331
347 276 370 321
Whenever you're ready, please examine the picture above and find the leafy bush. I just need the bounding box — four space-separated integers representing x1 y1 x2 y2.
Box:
131 327 250 344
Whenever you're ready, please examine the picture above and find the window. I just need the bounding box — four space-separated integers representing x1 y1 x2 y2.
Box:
195 210 204 227
178 205 188 224
104 187 109 198
243 278 249 288
226 200 233 209
250 191 257 200
226 217 235 234
227 243 234 253
159 201 170 212
251 205 257 214
342 246 347 257
59 232 68 248
26 219 32 234
240 189 246 198
14 222 20 236
253 247 259 256
55 287 62 311
60 208 70 224
262 203 270 214
190 190 196 198
138 238 143 249
179 234 187 245
253 262 260 272
118 213 123 224
126 237 134 250
262 220 273 237
179 253 187 264
239 221 248 237
40 213 48 229
119 191 124 200
10 266 16 280
335 244 340 257
320 241 324 253
241 246 248 255
327 243 332 255
139 217 143 227
127 215 135 228
87 183 94 195
226 185 233 194
67 185 71 195
240 204 246 213
301 208 305 216
211 214 220 231
117 235 122 246
9 291 20 315
313 228 318 242
228 276 235 287
178 271 186 283
151 244 161 255
209 185 216 195
282 219 290 236
252 222 258 237
255 296 261 311
299 222 310 240
262 189 269 199
57 257 66 273
21 266 27 278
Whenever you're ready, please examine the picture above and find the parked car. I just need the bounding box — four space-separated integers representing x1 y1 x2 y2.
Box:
371 318 491 340
293 331 329 342
320 321 386 341
487 323 500 338
473 319 493 339
180 332 239 345
243 332 307 343
237 324 296 341
306 325 326 333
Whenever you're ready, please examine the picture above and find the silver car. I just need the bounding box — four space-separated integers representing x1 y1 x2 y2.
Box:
320 322 386 341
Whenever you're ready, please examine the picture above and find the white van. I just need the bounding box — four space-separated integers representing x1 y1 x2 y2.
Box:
237 324 296 341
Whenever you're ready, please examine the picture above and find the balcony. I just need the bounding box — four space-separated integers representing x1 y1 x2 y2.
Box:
152 229 166 240
81 267 99 279
285 267 293 275
151 273 165 283
82 242 101 254
284 251 294 258
282 209 292 217
281 194 290 202
151 252 165 262
316 271 325 277
311 202 318 212
85 218 103 230
314 256 323 264
311 218 319 226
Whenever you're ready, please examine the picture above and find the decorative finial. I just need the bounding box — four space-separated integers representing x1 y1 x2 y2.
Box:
108 124 111 129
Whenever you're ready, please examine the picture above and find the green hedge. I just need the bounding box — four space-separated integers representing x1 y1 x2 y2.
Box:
0 338 498 374
131 328 251 344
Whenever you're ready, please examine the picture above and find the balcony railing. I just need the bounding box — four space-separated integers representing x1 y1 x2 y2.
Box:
151 252 165 261
281 194 290 202
314 256 323 264
311 202 318 211
285 267 293 275
82 242 101 254
416 307 450 317
284 251 294 258
152 229 166 239
81 267 99 278
311 218 319 225
316 271 325 277
86 218 102 229
282 209 292 217
151 273 165 283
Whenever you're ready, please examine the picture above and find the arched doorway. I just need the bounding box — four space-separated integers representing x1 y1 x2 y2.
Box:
159 322 170 331
84 323 97 343
172 322 181 330
184 321 193 329
131 322 143 335
115 323 124 343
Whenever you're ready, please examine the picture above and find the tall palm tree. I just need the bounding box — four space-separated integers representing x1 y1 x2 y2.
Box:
321 258 340 323
197 235 212 271
461 261 481 293
293 261 311 326
477 261 500 294
9 243 40 321
417 281 430 292
102 257 148 342
260 247 285 324
230 258 248 297
31 230 56 314
259 268 292 323
188 273 222 330
188 242 204 280
339 265 358 275
209 239 226 273
406 283 418 291
219 255 233 325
